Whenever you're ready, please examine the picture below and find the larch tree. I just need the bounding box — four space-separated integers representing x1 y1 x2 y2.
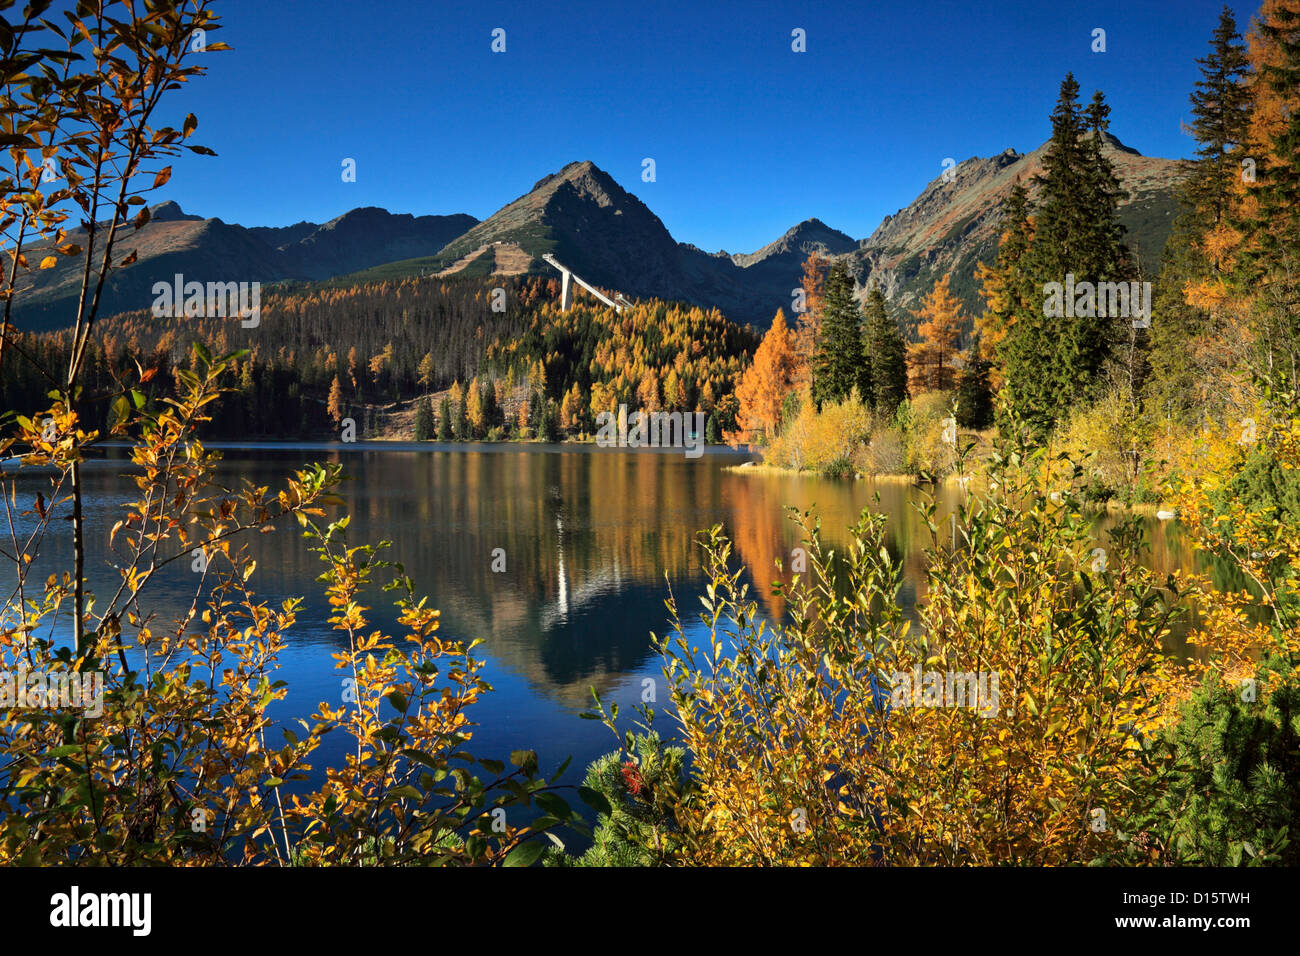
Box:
327 375 345 425
792 251 827 389
1239 0 1300 389
1149 7 1251 422
975 180 1035 389
466 376 486 436
907 273 964 394
417 351 436 391
731 309 799 443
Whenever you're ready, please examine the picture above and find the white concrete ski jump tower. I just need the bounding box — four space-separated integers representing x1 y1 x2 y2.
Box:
542 253 627 313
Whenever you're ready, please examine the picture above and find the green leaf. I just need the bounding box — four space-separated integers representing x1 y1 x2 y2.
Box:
577 786 613 817
533 792 571 819
509 749 538 772
109 395 130 431
503 840 545 867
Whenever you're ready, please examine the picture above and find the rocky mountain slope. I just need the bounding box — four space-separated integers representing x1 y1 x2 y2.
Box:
16 135 1190 334
360 142 1190 329
13 202 478 331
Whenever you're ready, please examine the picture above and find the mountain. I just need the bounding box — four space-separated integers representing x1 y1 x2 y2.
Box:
13 203 478 331
837 132 1193 330
355 143 1190 329
418 160 771 318
15 138 1191 334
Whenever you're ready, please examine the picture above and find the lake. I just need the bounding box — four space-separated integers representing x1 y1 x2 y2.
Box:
3 442 1202 801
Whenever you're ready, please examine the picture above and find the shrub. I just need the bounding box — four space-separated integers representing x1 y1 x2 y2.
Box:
545 732 688 867
860 425 907 475
657 439 1185 865
1128 655 1300 865
764 389 872 474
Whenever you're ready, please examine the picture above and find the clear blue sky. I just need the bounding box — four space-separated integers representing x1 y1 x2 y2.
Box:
158 0 1259 253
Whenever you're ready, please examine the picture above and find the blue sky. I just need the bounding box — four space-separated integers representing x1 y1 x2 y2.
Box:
158 0 1260 253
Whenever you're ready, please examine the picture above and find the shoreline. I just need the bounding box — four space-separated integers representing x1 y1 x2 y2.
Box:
724 461 1167 515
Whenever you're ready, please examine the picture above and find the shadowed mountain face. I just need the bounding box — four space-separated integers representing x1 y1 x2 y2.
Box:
13 203 478 331
16 137 1190 333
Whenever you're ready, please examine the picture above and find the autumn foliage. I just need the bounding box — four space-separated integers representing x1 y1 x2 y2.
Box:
728 310 798 444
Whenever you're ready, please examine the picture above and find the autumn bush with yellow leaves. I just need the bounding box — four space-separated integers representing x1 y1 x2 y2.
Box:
654 434 1189 865
0 348 583 866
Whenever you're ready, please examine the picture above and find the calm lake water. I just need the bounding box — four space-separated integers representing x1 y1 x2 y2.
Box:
5 442 1203 801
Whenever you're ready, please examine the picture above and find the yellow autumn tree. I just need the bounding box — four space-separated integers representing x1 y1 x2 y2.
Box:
327 374 344 425
466 376 485 436
791 252 826 390
907 273 964 394
729 310 798 444
560 382 584 434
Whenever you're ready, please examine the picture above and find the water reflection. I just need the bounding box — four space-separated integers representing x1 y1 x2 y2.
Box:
2 443 1209 778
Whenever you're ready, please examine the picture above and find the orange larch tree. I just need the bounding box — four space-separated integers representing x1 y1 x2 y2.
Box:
907 273 965 393
792 252 827 389
729 309 799 444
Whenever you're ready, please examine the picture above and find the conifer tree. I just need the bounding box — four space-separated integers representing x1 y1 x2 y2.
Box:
975 180 1035 388
327 374 345 426
1240 0 1300 387
414 394 434 440
863 286 908 414
792 252 827 389
417 351 436 391
1003 74 1130 433
811 261 867 407
956 339 994 429
466 377 485 437
1187 6 1253 226
437 396 452 441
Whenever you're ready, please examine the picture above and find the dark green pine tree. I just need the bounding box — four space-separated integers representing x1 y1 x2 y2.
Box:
414 394 434 440
863 286 908 414
453 396 468 441
538 399 560 442
1140 654 1300 866
811 260 869 408
528 389 543 436
436 396 452 441
1004 74 1130 435
481 381 499 433
956 338 994 429
1187 6 1252 227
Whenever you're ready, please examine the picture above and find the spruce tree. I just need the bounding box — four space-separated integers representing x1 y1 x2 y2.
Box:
453 396 468 441
1004 74 1130 435
1187 6 1252 226
811 261 868 407
414 394 434 440
863 286 908 415
956 339 994 429
437 396 452 441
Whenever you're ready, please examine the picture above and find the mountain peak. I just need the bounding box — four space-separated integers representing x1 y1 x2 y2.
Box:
530 159 611 194
149 200 202 223
732 216 857 268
